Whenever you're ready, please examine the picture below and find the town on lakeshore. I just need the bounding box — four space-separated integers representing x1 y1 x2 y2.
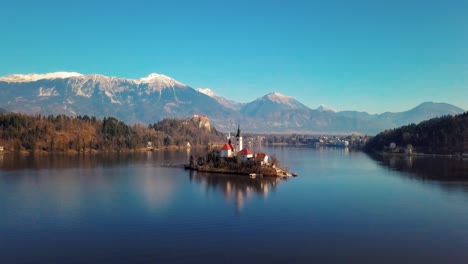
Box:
185 125 294 178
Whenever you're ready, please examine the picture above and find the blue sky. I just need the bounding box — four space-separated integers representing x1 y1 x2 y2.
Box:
1 0 467 113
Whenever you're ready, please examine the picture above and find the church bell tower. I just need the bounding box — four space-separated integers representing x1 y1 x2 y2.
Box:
235 125 243 152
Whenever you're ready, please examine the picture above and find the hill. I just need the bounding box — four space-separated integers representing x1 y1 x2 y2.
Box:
0 113 225 152
364 112 468 155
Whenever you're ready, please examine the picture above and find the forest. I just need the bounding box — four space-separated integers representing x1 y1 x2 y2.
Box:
364 111 468 155
0 113 226 152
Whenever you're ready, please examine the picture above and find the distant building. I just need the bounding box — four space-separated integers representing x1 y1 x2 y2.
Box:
147 141 153 150
220 142 235 158
336 140 349 147
255 152 269 165
237 148 253 162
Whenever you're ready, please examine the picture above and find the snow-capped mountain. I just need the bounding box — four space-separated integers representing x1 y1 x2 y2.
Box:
263 92 302 107
316 104 337 112
0 72 234 125
135 73 188 89
240 92 310 117
0 72 83 82
0 71 187 88
0 71 465 134
196 88 217 97
196 88 243 110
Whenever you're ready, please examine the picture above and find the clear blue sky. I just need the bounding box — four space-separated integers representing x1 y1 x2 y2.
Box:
1 0 467 113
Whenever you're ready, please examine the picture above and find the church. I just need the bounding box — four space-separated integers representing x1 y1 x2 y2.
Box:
219 125 266 163
220 125 244 158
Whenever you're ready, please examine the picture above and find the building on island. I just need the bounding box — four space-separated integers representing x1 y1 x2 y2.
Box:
186 124 293 178
255 153 269 165
237 148 254 162
220 125 268 164
235 125 243 152
219 126 255 162
220 141 235 158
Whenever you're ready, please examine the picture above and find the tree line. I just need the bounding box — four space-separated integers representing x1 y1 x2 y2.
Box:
364 111 468 154
0 113 225 152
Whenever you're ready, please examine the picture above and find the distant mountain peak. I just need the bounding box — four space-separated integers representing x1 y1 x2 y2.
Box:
407 101 464 112
196 88 243 110
135 73 187 87
196 88 217 97
0 71 188 89
416 101 453 108
406 101 465 116
241 92 310 118
257 92 310 109
0 72 83 82
265 92 292 103
1 71 465 134
316 104 337 112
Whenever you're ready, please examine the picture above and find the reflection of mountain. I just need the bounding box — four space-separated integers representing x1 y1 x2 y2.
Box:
371 154 468 193
189 171 281 212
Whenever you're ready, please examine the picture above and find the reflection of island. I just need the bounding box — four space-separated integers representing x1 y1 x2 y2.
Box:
370 154 468 193
189 170 281 213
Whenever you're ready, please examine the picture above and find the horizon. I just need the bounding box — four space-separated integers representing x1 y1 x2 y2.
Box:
2 1 467 113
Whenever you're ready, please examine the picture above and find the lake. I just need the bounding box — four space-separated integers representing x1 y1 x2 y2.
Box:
1 147 468 263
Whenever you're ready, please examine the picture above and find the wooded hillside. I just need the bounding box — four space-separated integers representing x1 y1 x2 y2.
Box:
364 112 468 154
0 113 225 152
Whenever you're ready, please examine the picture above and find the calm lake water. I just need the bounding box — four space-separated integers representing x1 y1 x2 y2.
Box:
1 147 468 263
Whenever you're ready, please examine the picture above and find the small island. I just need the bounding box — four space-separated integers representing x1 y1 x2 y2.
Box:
186 126 293 178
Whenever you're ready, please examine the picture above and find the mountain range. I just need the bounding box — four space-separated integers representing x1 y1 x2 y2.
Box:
0 72 465 134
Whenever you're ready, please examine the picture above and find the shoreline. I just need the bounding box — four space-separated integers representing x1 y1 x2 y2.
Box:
185 164 292 178
0 146 199 155
378 151 468 159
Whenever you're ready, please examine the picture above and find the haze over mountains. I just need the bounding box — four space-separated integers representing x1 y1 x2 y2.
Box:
0 72 465 134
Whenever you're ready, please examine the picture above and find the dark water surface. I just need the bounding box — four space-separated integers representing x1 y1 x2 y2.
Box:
1 147 468 263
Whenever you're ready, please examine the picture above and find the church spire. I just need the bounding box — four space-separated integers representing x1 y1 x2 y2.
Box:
235 125 243 152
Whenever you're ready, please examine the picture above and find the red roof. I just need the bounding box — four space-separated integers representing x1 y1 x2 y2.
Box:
221 143 232 151
256 153 267 159
237 148 253 155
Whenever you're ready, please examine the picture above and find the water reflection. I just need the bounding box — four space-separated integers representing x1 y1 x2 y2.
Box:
0 152 190 218
371 154 468 193
0 150 188 171
136 166 178 211
189 171 281 213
